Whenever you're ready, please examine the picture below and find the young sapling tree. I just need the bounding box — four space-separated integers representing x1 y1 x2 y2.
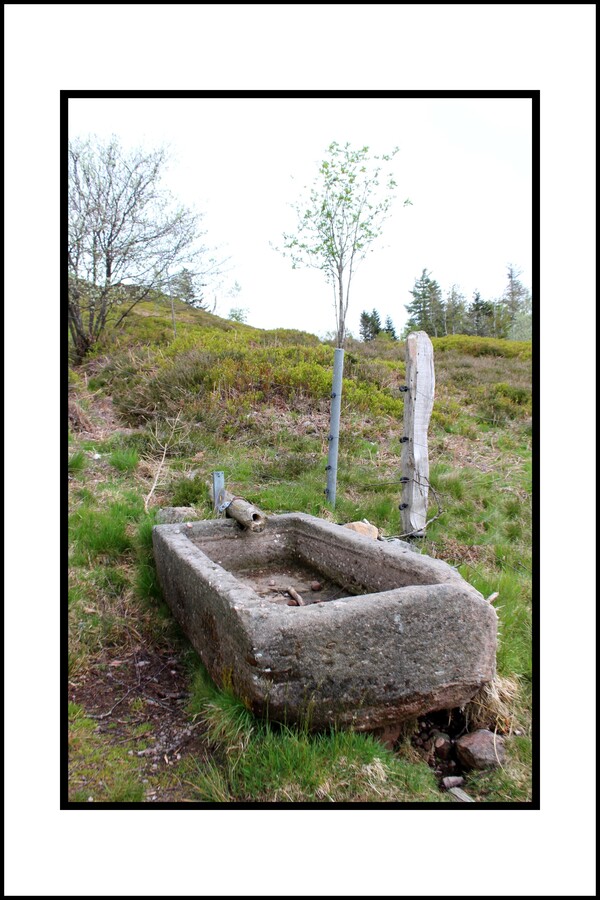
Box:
278 141 405 348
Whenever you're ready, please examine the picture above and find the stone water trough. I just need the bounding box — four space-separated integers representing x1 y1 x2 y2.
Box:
152 513 498 732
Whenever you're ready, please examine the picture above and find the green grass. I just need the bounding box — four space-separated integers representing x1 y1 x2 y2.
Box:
69 498 143 564
109 448 139 472
134 513 167 605
68 450 87 474
464 735 532 802
68 703 147 803
184 666 447 803
68 300 533 804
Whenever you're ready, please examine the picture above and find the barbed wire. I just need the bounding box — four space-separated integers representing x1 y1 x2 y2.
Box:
358 468 526 496
407 387 436 403
385 473 445 540
376 467 531 561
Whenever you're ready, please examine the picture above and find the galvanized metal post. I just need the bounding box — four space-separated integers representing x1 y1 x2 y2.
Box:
325 348 345 507
212 471 225 516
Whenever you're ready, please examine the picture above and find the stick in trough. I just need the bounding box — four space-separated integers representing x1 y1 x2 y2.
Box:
286 586 305 606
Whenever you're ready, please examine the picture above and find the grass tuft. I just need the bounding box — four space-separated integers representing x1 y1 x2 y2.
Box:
463 674 524 734
109 448 139 472
69 450 87 474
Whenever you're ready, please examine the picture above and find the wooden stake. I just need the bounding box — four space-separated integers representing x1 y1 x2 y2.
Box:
401 331 435 536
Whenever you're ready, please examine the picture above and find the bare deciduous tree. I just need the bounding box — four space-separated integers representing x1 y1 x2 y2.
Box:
68 136 201 361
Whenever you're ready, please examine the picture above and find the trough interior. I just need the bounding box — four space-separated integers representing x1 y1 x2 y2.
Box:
231 556 353 605
186 515 446 608
189 527 361 605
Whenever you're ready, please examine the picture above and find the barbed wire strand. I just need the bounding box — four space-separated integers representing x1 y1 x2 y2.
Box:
386 474 445 539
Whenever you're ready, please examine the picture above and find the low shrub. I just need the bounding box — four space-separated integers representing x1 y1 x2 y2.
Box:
432 335 532 360
169 473 207 508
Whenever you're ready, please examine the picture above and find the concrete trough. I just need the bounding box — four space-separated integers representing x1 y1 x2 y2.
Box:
152 513 498 732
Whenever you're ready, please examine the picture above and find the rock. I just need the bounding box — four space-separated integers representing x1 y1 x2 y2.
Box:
442 776 464 789
455 730 505 769
372 723 403 750
343 521 379 540
433 732 453 760
156 507 201 525
310 581 323 592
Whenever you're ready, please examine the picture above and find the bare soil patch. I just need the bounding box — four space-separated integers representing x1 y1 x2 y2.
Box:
69 646 212 802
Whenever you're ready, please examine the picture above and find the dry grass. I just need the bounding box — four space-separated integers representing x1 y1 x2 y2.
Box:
463 674 524 735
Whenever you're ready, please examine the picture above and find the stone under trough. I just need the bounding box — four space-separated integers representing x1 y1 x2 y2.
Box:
152 513 498 732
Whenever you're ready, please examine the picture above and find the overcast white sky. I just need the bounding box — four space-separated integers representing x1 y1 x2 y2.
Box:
69 95 532 337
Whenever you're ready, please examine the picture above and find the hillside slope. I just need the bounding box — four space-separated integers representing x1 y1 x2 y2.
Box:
68 298 533 804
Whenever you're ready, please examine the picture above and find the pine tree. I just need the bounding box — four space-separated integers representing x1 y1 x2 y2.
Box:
370 308 382 336
444 285 468 335
467 291 495 336
359 309 383 341
359 310 374 341
405 269 430 332
490 299 511 339
384 315 397 340
170 268 198 306
428 279 445 337
501 264 532 338
509 305 533 340
405 269 444 335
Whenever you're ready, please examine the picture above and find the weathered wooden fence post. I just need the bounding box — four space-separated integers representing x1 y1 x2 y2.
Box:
400 331 435 536
325 347 345 507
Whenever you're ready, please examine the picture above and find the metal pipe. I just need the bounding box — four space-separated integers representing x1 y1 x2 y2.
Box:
208 478 267 531
325 348 345 506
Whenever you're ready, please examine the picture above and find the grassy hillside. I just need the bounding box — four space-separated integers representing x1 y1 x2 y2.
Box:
68 297 533 803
